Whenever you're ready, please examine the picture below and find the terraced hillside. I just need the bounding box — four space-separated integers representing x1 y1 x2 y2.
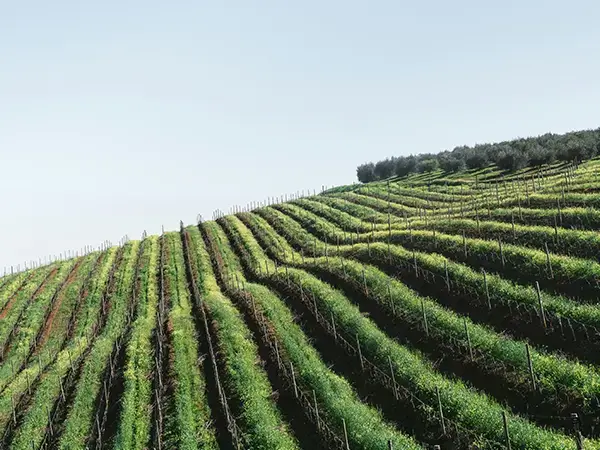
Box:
1 158 599 449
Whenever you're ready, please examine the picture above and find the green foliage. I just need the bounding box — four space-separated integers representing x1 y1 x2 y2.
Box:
0 260 77 393
254 205 600 333
416 158 440 173
221 214 590 450
216 217 422 450
0 251 115 446
162 232 217 450
356 127 600 182
0 271 31 311
3 155 600 450
0 265 59 358
115 236 160 450
59 242 139 450
243 209 600 409
188 225 299 450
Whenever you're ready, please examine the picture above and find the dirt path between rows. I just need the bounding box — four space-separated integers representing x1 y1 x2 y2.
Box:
37 261 83 349
0 269 57 320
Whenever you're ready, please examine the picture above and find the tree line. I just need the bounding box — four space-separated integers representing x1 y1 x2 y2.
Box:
356 127 600 183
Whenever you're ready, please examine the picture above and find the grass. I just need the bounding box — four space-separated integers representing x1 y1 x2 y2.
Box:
162 232 217 450
222 213 597 450
58 242 139 450
188 224 299 449
1 158 599 449
115 235 159 450
206 220 422 450
242 210 600 413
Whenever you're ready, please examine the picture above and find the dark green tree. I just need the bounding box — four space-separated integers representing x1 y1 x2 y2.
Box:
356 163 376 182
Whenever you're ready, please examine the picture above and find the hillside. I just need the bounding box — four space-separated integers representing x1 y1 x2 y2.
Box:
1 158 600 449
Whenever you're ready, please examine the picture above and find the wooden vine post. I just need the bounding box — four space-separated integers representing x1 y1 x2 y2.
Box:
557 198 563 225
436 386 446 435
483 270 491 310
572 413 584 450
290 362 298 398
388 355 398 400
342 418 350 450
331 312 337 342
444 260 450 293
525 343 537 391
313 390 320 430
356 334 364 371
421 298 429 337
412 251 418 278
511 211 516 240
387 279 396 315
495 183 500 205
544 242 554 279
535 281 547 329
464 318 474 361
502 411 511 450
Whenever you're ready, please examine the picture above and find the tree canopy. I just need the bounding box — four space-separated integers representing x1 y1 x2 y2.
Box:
356 127 600 183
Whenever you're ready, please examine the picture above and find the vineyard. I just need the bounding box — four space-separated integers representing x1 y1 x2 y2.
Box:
1 158 600 449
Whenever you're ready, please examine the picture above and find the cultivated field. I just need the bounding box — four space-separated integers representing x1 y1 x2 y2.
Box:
1 158 599 449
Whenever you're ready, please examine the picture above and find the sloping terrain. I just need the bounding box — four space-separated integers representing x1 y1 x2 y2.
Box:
1 158 599 449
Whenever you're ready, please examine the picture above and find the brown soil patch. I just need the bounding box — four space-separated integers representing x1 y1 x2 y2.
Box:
37 262 83 350
0 274 33 320
34 267 59 298
0 296 17 320
0 268 57 320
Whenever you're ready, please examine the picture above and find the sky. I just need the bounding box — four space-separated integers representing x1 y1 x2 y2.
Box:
1 0 599 269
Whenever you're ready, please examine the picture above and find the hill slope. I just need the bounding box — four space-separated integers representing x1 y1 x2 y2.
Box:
1 158 600 449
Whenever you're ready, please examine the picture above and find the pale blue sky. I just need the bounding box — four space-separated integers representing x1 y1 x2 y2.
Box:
1 1 599 269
